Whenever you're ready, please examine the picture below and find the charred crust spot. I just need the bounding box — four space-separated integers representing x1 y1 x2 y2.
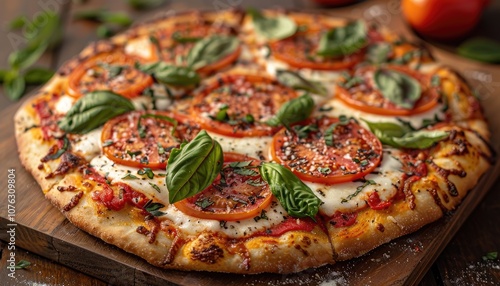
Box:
57 185 77 192
301 236 312 247
294 244 310 256
63 191 83 212
190 237 224 264
45 152 83 179
376 223 385 232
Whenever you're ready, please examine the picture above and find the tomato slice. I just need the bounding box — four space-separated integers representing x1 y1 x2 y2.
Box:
152 21 240 74
190 74 298 137
67 52 153 99
174 153 273 221
336 65 440 116
101 111 198 169
269 24 364 70
271 116 383 184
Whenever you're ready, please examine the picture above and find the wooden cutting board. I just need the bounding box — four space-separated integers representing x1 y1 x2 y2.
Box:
1 11 500 286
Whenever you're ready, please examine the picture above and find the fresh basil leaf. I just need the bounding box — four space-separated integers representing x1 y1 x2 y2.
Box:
374 69 421 109
317 20 367 57
75 9 132 26
248 8 297 41
259 162 320 219
96 24 115 38
4 71 25 100
155 65 200 86
392 130 449 149
482 251 498 261
9 42 48 70
457 38 500 63
166 130 223 204
186 35 240 70
363 119 448 149
58 90 135 134
367 43 392 64
266 93 314 128
362 119 410 146
276 70 328 97
24 67 54 84
172 31 201 43
126 0 164 10
26 11 62 50
293 124 318 139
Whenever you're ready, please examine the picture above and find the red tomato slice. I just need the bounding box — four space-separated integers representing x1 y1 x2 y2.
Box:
67 52 153 99
366 192 392 210
190 74 298 137
336 65 440 116
152 21 240 74
101 111 197 169
174 153 273 221
269 25 364 70
271 116 383 184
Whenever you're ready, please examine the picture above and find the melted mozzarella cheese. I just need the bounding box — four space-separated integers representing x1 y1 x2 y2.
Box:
321 98 445 130
90 155 170 203
309 149 403 216
54 95 75 114
207 132 272 160
124 36 154 60
161 201 290 237
72 127 103 161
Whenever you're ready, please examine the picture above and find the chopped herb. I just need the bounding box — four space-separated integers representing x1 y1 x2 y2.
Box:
254 210 269 222
243 114 255 124
319 106 333 112
431 75 441 87
143 200 166 216
122 173 139 180
157 142 165 155
46 136 70 160
228 161 253 168
246 178 266 187
195 197 214 209
138 168 154 179
231 197 248 205
324 115 349 146
11 260 31 269
482 251 498 261
317 167 331 175
293 124 318 139
171 31 201 43
149 182 161 193
140 156 149 164
127 150 142 157
102 140 114 147
341 180 376 203
233 168 259 176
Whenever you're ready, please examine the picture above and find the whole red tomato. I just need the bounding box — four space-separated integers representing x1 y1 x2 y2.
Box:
402 0 490 40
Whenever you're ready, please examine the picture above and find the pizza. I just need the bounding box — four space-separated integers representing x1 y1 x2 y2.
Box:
14 9 494 274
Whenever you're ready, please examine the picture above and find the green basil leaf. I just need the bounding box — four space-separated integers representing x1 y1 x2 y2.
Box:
4 71 25 100
143 200 166 217
172 31 201 43
24 67 54 84
266 93 314 128
58 90 135 134
457 38 500 63
363 119 448 149
0 69 9 83
126 0 164 10
482 251 498 261
374 69 421 109
392 130 449 149
259 162 320 219
166 130 223 204
317 20 367 57
186 35 240 70
248 8 297 41
75 9 132 26
276 70 328 97
9 16 27 30
13 260 31 270
9 42 48 70
367 43 392 64
96 24 115 38
155 65 200 87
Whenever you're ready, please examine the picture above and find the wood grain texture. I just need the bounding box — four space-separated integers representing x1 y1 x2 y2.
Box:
1 0 500 285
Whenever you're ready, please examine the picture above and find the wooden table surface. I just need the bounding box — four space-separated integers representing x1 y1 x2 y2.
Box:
0 0 499 285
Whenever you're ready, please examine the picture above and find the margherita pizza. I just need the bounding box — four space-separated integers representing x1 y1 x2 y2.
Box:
14 9 494 274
